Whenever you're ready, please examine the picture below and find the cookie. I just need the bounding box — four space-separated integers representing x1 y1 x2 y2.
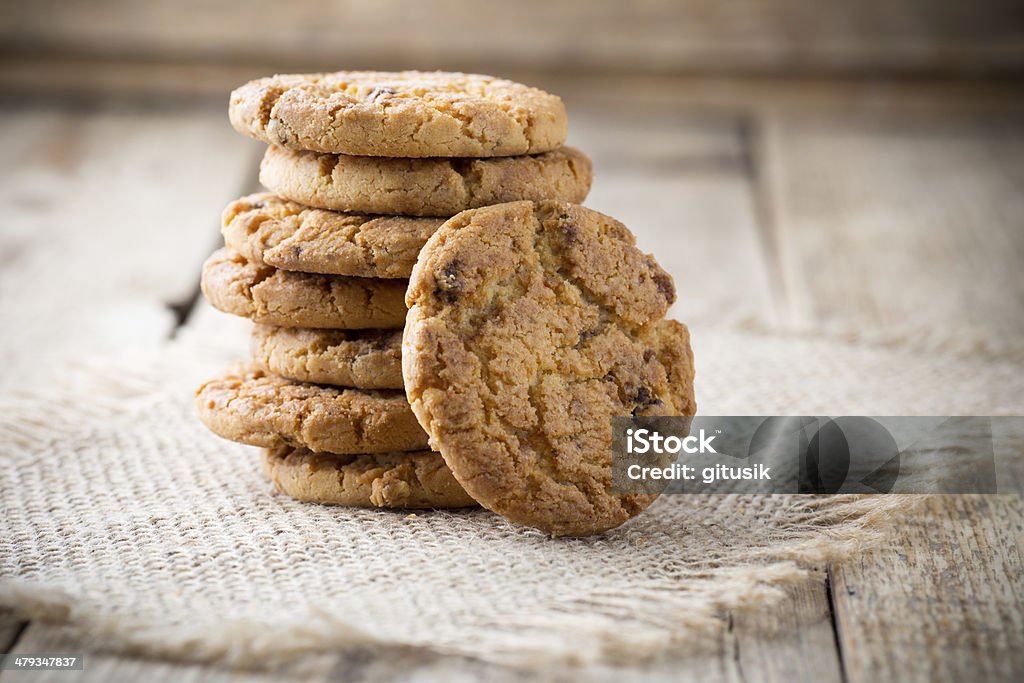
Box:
403 201 696 536
222 193 445 279
196 366 428 454
260 145 592 217
251 325 403 389
261 445 477 509
229 70 567 157
201 248 407 329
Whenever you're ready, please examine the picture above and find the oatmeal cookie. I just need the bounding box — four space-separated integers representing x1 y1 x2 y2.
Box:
230 70 567 157
262 445 477 509
403 201 696 536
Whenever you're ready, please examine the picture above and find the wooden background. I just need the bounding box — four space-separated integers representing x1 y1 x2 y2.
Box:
2 0 1024 76
0 1 1022 681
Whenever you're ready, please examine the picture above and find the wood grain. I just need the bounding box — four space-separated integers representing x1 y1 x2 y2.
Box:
831 496 1024 683
4 58 1024 122
759 113 1024 359
2 0 1023 76
0 103 261 392
568 109 778 330
729 576 844 683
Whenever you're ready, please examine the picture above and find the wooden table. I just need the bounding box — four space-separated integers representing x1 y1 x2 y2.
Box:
0 68 1022 681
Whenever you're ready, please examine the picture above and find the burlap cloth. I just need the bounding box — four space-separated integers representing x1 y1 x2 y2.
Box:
1 321 1020 668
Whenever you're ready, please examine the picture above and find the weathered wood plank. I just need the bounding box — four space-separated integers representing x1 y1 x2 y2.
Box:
760 114 1024 358
2 0 1023 76
728 575 844 683
565 109 778 332
831 496 1024 683
568 106 745 172
5 60 1024 120
0 103 261 392
586 170 779 331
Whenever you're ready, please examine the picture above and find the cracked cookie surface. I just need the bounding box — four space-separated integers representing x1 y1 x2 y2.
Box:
196 366 428 454
229 70 567 157
260 145 592 217
403 201 696 536
262 445 477 509
222 193 444 278
201 247 407 329
251 325 403 389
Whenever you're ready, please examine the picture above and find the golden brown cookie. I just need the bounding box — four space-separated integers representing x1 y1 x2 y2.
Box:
229 70 567 157
260 145 592 217
403 201 696 536
251 325 403 390
196 366 428 454
222 193 445 279
200 248 407 329
261 445 477 509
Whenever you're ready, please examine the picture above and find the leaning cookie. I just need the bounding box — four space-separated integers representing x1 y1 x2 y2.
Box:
260 146 592 217
201 248 407 329
404 201 696 537
196 366 428 454
251 325 403 390
262 445 477 509
229 70 567 157
222 193 445 279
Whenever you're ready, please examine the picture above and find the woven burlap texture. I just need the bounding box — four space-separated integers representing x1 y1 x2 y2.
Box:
2 322 1019 667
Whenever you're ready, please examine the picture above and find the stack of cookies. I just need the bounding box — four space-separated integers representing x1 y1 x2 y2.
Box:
196 72 593 511
197 71 696 536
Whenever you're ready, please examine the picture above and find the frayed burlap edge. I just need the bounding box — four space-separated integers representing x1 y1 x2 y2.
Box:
0 342 928 669
0 494 922 670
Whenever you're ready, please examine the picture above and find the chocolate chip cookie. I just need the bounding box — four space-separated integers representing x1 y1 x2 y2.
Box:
222 193 445 278
196 366 428 454
229 70 567 157
260 145 592 217
262 445 477 509
201 248 407 329
403 201 696 536
251 325 403 389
